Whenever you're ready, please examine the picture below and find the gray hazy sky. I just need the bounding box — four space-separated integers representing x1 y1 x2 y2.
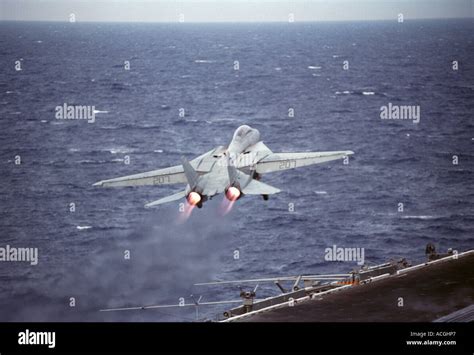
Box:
1 0 473 22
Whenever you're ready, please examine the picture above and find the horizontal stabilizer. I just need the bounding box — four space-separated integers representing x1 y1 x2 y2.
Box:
144 190 186 208
242 179 280 195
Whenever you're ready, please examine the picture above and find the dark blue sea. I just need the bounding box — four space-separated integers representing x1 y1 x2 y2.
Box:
0 20 473 321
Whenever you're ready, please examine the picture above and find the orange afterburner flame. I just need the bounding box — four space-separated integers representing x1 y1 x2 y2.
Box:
187 191 202 206
177 203 195 223
176 192 201 223
226 186 241 201
219 197 235 216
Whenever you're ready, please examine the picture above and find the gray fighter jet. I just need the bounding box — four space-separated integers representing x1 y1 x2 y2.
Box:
93 125 354 208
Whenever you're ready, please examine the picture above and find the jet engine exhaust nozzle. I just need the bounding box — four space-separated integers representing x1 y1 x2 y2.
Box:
187 191 202 206
225 186 241 202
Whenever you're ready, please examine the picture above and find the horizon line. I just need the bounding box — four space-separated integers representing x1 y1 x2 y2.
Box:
1 17 472 24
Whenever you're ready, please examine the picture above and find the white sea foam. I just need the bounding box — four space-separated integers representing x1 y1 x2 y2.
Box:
106 147 134 154
213 118 237 122
401 215 435 220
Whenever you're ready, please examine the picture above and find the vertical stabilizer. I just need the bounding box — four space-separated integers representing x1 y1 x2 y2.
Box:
181 157 199 189
227 156 238 186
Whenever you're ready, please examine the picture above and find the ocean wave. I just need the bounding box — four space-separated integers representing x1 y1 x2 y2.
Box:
208 118 237 122
104 147 136 154
400 215 435 220
335 90 384 97
98 124 162 130
195 59 215 63
76 160 109 164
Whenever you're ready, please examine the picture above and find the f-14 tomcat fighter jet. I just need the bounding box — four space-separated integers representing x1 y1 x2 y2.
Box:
93 125 354 208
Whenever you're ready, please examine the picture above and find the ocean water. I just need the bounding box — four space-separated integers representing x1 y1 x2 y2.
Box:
0 20 473 321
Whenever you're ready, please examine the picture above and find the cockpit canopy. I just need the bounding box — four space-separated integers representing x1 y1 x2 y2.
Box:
233 125 253 139
228 125 261 154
